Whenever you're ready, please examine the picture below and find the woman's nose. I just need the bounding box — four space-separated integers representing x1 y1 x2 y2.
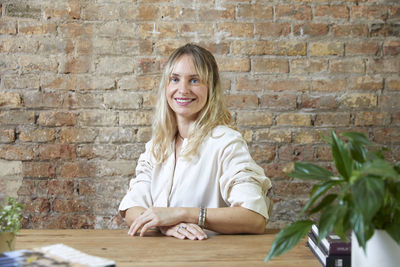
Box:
177 80 189 93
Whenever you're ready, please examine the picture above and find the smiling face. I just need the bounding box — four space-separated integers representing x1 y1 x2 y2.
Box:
166 54 209 123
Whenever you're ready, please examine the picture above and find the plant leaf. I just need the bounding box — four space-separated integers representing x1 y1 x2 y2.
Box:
288 162 333 181
350 211 374 251
308 194 338 215
352 176 384 222
331 130 352 180
317 204 347 242
265 220 314 262
361 159 400 179
300 180 341 215
341 132 370 145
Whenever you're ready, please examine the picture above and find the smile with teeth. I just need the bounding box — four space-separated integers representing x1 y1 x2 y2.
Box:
175 98 195 105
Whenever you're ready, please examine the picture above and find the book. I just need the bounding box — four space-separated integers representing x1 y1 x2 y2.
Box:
311 224 351 255
0 243 115 267
308 232 351 267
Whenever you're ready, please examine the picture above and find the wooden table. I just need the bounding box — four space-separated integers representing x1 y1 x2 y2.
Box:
16 229 320 266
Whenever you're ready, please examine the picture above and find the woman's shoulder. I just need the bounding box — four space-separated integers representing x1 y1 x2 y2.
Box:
210 125 244 143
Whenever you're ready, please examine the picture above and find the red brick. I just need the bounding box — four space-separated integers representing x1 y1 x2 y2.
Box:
354 111 391 126
291 59 327 74
386 77 400 91
278 145 314 161
38 111 77 126
0 145 34 160
237 77 309 92
24 198 51 213
77 179 96 195
18 21 57 35
23 162 56 178
260 94 297 110
232 40 274 55
60 56 92 74
138 22 177 39
225 94 259 109
314 113 351 126
277 113 312 127
136 58 161 74
0 92 21 108
373 128 400 144
330 58 365 74
379 94 400 110
236 111 273 126
0 111 35 125
198 7 235 20
300 95 337 110
19 128 56 143
315 145 333 161
352 6 388 20
262 162 292 179
315 5 350 19
17 179 35 196
276 5 312 20
160 6 196 21
367 58 400 74
249 144 276 163
254 129 291 143
312 79 346 92
237 4 273 20
272 180 314 197
293 23 329 37
217 22 254 38
38 144 76 160
293 129 327 144
255 22 290 37
0 128 15 143
53 198 89 213
341 93 378 109
59 128 98 143
348 76 383 91
0 19 17 34
253 58 289 73
309 42 344 56
332 24 369 37
384 41 400 56
46 180 75 196
346 41 379 56
60 161 96 178
59 23 93 38
31 214 70 229
71 215 96 229
217 57 250 72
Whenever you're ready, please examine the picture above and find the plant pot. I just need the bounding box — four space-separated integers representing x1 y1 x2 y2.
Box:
352 230 400 267
0 232 15 253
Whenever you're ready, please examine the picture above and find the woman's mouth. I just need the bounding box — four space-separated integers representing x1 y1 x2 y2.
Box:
175 98 195 106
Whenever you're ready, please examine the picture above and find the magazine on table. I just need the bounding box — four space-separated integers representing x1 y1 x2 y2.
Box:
0 243 115 267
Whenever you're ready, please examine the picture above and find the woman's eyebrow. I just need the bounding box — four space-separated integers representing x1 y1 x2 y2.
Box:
171 73 200 78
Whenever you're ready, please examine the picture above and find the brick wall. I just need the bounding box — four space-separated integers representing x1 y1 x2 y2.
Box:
0 0 399 229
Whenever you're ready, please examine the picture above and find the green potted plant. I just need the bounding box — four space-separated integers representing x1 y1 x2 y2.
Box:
265 131 400 266
0 197 24 252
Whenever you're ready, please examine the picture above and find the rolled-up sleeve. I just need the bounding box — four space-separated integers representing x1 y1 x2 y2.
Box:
119 142 154 216
219 136 272 220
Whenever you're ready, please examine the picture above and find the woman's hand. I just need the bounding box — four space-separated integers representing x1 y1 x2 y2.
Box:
159 223 208 240
128 207 185 236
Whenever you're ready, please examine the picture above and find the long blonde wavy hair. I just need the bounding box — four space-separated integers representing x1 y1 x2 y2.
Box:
151 43 233 163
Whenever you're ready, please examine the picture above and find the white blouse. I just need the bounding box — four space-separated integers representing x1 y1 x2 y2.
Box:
119 126 272 220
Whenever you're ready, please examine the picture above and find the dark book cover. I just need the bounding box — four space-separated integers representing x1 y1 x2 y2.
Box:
311 224 351 255
307 234 351 267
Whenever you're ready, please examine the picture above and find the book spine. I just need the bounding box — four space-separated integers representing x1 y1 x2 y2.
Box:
308 236 351 267
311 225 351 255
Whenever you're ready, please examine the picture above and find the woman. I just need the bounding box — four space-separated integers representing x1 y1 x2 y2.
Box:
119 44 272 240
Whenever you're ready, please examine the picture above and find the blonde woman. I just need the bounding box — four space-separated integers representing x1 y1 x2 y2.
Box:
119 44 272 240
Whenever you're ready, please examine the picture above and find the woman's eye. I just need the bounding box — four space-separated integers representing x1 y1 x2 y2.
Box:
171 77 179 83
191 79 199 84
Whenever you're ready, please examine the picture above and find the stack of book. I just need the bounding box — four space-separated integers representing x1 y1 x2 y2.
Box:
307 224 351 267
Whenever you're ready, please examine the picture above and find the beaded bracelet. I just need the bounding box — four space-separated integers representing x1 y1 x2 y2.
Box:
198 207 207 228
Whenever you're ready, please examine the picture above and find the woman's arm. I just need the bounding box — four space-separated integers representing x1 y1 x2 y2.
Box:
128 206 266 237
